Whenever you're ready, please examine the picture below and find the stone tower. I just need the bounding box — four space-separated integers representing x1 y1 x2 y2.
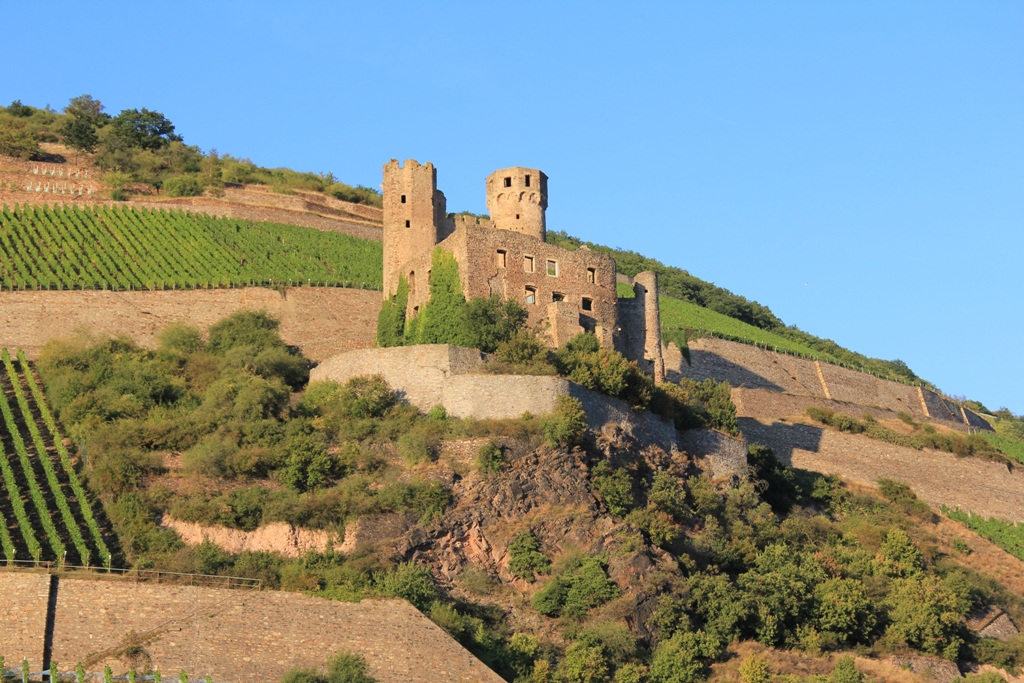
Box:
382 159 448 297
485 167 548 239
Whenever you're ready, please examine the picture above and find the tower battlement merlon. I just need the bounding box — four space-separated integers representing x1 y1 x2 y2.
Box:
485 167 548 240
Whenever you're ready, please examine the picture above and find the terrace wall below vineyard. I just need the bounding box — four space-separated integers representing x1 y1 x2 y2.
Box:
0 287 381 362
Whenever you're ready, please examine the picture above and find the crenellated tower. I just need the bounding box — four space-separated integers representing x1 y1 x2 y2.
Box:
382 159 448 297
485 167 548 240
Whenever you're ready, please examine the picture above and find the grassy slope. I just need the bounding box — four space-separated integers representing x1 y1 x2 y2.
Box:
618 281 837 360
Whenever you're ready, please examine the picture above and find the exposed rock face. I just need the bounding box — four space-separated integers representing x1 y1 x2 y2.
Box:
967 606 1021 641
162 515 338 557
891 656 963 683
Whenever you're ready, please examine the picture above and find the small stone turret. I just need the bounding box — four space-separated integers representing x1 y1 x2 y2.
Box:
485 167 548 240
382 159 448 297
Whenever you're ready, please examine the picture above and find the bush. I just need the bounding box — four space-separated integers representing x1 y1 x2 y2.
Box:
397 426 440 465
739 653 771 683
326 651 377 683
648 630 720 683
375 562 437 611
828 657 862 683
465 295 529 353
541 395 587 448
555 334 653 411
532 556 619 618
555 641 610 683
375 276 408 348
591 461 636 517
476 440 504 473
507 531 550 582
163 174 205 197
408 248 471 346
658 379 738 435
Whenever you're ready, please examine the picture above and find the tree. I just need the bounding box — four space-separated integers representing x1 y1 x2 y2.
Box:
59 117 99 164
110 108 183 150
464 295 528 352
6 100 33 117
64 94 108 125
0 119 37 159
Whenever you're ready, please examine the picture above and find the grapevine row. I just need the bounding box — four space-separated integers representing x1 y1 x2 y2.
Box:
0 204 382 291
17 350 110 562
0 359 66 560
0 391 41 560
2 350 90 564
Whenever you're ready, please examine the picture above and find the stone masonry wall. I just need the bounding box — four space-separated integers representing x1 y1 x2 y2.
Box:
732 388 974 433
667 337 987 429
0 287 380 362
740 418 1024 523
311 346 679 452
0 573 502 683
0 573 51 670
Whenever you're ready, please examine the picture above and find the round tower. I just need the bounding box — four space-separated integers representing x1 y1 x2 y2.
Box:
485 167 548 240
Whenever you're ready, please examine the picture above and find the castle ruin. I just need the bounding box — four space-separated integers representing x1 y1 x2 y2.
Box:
382 159 665 381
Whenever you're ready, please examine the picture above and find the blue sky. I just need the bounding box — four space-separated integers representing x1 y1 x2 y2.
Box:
3 1 1021 411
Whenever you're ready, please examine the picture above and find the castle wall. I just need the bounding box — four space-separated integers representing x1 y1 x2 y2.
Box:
666 337 988 430
0 573 502 683
0 287 380 362
310 346 679 452
741 418 1024 523
615 273 665 380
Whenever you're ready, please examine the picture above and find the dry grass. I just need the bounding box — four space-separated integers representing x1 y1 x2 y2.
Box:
708 641 929 683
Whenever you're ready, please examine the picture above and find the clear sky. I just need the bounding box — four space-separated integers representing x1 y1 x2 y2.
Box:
3 1 1021 412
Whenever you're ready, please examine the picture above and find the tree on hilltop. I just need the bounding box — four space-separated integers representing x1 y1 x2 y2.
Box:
64 94 110 126
60 117 99 164
110 108 183 150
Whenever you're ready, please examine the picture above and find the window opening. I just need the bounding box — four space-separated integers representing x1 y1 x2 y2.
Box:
525 286 537 305
400 194 406 204
586 267 596 284
525 174 531 187
524 255 535 273
405 220 410 228
546 260 558 277
552 292 565 303
496 250 507 268
581 297 593 311
504 177 512 188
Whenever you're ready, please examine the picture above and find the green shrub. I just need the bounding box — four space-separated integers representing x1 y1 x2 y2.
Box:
465 295 529 353
507 531 550 582
408 249 471 346
376 276 408 348
828 657 862 683
591 462 636 517
532 557 619 618
556 641 610 683
555 334 653 411
541 395 587 448
375 563 437 611
163 174 205 197
876 478 932 519
397 426 440 465
648 630 720 683
738 653 771 683
326 651 377 683
476 440 504 474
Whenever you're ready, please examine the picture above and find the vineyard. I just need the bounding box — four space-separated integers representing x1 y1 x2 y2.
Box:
0 205 382 291
0 349 112 565
943 506 1024 561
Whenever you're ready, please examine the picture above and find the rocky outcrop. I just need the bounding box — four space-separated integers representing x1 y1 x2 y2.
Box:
162 515 338 557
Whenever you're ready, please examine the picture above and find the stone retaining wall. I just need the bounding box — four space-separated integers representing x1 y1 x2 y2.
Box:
311 345 679 452
0 573 502 683
667 337 988 430
0 287 380 362
740 418 1024 522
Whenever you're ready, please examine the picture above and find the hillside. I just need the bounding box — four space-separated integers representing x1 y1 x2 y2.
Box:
0 204 381 291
